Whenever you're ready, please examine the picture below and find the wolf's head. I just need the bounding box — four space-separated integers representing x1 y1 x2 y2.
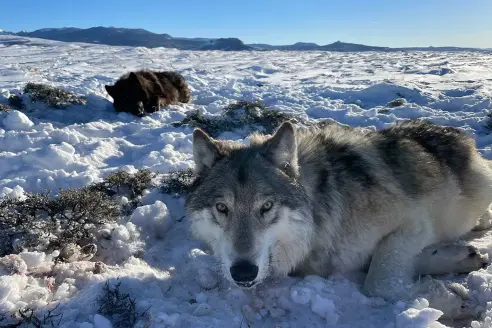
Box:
185 122 314 288
105 72 148 116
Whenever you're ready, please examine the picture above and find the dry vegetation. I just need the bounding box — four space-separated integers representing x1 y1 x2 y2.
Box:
172 100 299 137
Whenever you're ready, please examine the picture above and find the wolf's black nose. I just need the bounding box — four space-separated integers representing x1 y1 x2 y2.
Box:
230 260 258 283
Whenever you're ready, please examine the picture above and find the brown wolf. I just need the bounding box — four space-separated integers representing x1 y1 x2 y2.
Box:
105 70 191 116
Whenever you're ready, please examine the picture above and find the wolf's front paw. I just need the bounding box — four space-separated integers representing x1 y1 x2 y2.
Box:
420 244 490 275
444 282 484 320
417 278 483 320
460 246 489 272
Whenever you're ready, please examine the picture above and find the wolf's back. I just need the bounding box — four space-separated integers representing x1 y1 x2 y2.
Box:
156 71 191 103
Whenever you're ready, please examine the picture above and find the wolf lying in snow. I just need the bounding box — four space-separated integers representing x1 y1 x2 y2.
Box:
185 119 492 319
104 69 190 116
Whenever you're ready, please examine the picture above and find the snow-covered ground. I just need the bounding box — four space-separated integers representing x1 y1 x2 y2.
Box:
0 35 492 328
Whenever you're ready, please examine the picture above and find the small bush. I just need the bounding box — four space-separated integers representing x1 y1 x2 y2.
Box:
0 188 120 257
308 119 346 129
98 279 149 328
90 169 156 213
0 303 63 328
0 169 160 257
91 169 156 199
486 112 492 130
8 94 25 110
386 98 406 108
0 95 25 112
223 99 267 112
23 83 87 109
161 168 195 196
172 100 299 137
171 110 230 138
223 100 297 134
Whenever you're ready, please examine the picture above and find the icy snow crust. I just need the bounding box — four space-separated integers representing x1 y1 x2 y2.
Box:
0 35 492 328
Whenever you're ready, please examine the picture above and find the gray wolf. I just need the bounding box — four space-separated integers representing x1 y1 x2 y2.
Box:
185 119 492 319
104 70 190 116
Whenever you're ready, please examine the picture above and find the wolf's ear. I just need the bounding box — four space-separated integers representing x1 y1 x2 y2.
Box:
104 85 114 96
128 72 138 81
265 121 298 175
192 129 221 175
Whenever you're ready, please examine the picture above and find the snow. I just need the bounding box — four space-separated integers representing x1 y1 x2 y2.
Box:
396 299 446 328
79 323 94 328
2 110 34 130
0 34 491 328
130 200 172 238
93 314 113 328
18 251 46 269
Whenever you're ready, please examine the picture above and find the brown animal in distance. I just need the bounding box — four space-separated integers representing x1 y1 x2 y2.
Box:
105 70 191 116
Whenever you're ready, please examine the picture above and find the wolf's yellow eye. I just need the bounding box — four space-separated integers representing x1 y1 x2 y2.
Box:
216 202 228 214
261 201 273 214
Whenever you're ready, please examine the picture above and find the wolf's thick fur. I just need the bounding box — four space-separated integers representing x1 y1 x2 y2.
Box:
105 69 190 116
185 119 492 319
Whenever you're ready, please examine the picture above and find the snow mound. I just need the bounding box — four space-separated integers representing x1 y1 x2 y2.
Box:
130 200 172 238
2 110 34 130
318 82 433 108
396 299 445 328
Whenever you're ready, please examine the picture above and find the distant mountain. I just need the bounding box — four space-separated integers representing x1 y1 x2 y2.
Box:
0 29 14 35
12 26 253 50
248 41 487 53
319 40 388 51
1 26 489 53
200 38 252 51
288 42 320 50
392 46 486 52
249 41 388 51
247 43 277 50
249 42 321 51
16 26 175 48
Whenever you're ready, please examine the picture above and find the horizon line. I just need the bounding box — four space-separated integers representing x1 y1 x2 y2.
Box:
2 25 491 50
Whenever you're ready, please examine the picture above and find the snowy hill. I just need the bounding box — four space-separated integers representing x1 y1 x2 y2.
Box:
199 38 253 51
16 26 175 48
13 26 249 50
0 35 491 328
8 26 489 52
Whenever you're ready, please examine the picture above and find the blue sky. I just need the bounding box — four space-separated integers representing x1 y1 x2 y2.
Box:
2 0 492 47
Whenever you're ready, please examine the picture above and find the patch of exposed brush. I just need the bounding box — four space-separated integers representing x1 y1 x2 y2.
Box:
172 110 228 137
0 188 120 257
386 98 406 108
223 100 298 133
98 279 150 328
172 100 299 137
160 168 195 197
8 94 25 110
0 169 156 258
486 112 492 131
0 303 63 328
307 118 352 130
0 95 25 112
378 98 406 114
90 169 157 213
18 83 87 109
